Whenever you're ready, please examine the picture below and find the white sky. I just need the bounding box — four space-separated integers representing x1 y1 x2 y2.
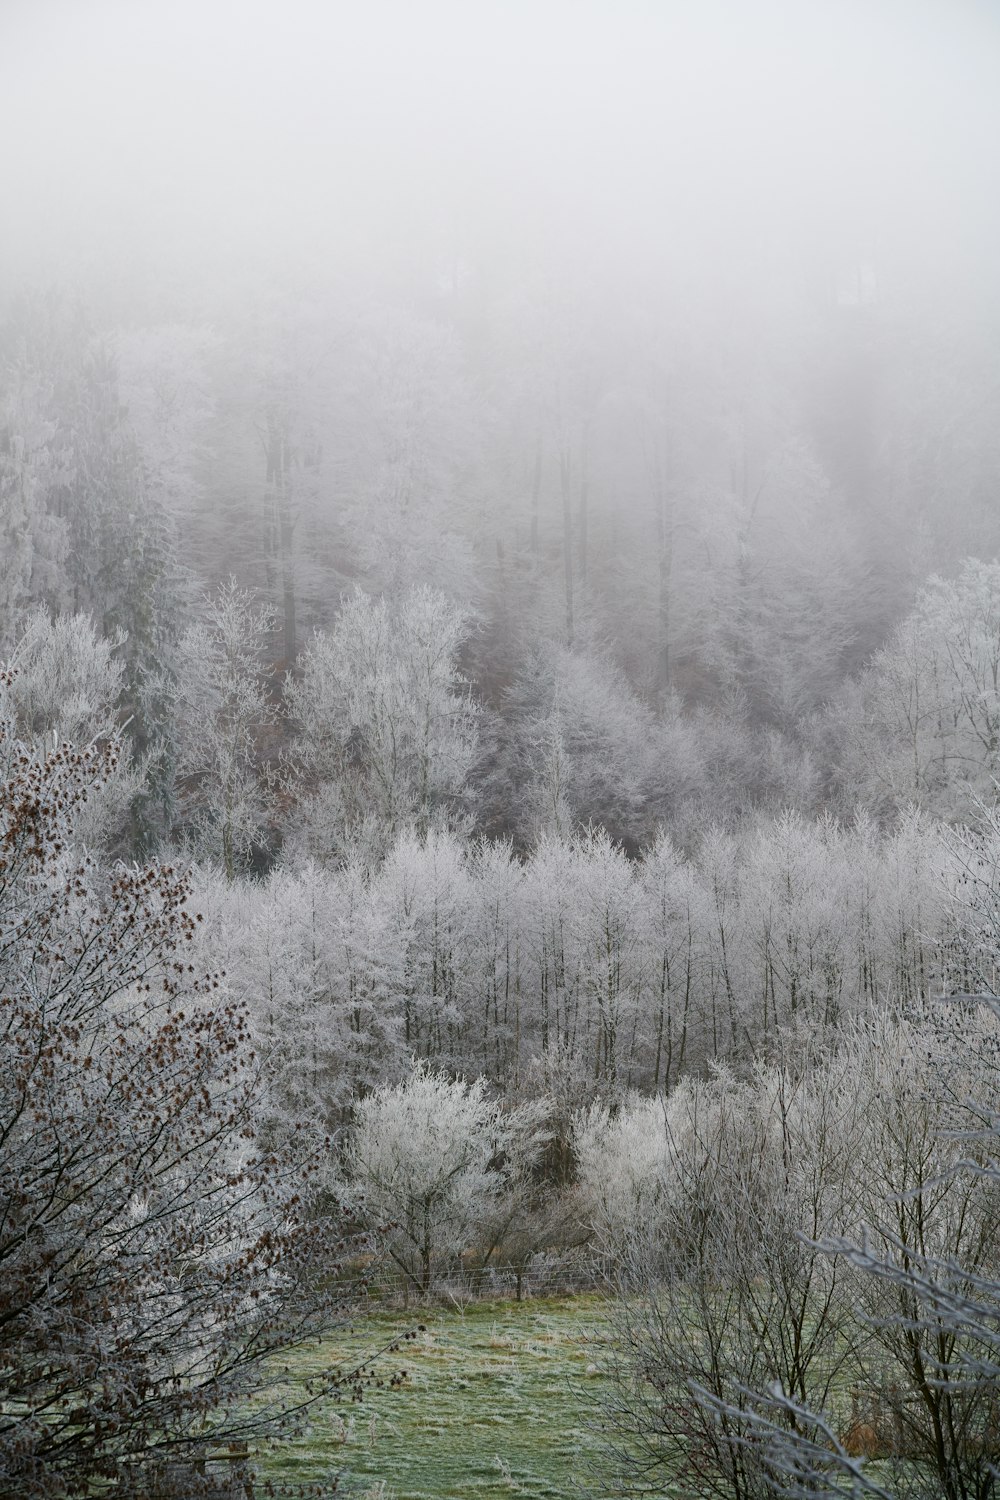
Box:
2 0 999 301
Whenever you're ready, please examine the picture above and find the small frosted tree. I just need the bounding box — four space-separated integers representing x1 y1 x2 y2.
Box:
346 1062 507 1293
4 607 124 745
573 1093 673 1254
692 1010 1000 1500
598 1061 869 1500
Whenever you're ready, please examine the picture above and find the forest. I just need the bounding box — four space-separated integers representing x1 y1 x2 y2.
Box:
3 1 1000 1496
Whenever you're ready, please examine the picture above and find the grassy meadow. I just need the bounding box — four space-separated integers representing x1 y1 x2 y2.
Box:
254 1293 644 1500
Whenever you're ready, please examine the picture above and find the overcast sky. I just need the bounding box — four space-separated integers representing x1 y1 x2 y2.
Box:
2 0 999 306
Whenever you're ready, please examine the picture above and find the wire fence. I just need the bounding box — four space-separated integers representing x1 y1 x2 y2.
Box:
329 1251 602 1310
119 1260 604 1495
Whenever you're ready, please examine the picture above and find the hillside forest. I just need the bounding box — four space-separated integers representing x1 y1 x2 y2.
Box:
4 1 1000 1492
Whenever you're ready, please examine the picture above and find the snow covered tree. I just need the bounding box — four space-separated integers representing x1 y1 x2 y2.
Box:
838 1015 1000 1500
599 1059 870 1500
194 857 404 1134
3 608 124 747
500 644 704 847
345 1062 508 1293
696 1011 1000 1500
829 559 1000 821
2 608 143 852
573 1093 674 1253
467 836 526 1080
0 677 365 1499
372 828 475 1064
171 580 277 877
0 297 185 849
708 439 859 726
572 828 645 1086
637 831 706 1091
288 586 480 860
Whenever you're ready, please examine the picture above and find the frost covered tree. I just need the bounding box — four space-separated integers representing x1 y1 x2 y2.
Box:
288 586 480 860
372 828 475 1063
193 857 405 1132
2 608 143 852
837 1015 1000 1500
345 1062 508 1293
3 608 124 746
171 580 277 877
709 439 859 725
694 1011 1000 1500
598 1059 871 1500
573 1093 674 1252
637 831 705 1091
829 559 1000 820
467 836 525 1080
597 1003 1000 1500
0 298 185 849
573 828 646 1085
0 674 366 1499
500 644 703 847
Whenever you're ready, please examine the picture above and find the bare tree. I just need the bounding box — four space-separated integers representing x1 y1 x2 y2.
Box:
597 1058 871 1500
0 677 369 1498
633 1010 1000 1500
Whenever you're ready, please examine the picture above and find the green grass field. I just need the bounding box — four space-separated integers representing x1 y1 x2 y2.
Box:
249 1288 953 1500
255 1293 636 1499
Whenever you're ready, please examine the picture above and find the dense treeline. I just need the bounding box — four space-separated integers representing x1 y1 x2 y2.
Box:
2 276 999 858
5 6 1000 1495
198 813 952 1115
2 265 1000 1500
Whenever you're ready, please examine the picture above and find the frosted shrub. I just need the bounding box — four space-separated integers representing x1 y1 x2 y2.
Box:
573 1093 671 1252
347 1061 508 1292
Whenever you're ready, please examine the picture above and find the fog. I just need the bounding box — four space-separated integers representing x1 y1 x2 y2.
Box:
4 0 999 302
8 17 1000 1492
3 0 1000 855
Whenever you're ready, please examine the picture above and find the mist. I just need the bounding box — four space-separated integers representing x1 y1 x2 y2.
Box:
4 0 998 300
8 8 1000 1495
2 0 1000 854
